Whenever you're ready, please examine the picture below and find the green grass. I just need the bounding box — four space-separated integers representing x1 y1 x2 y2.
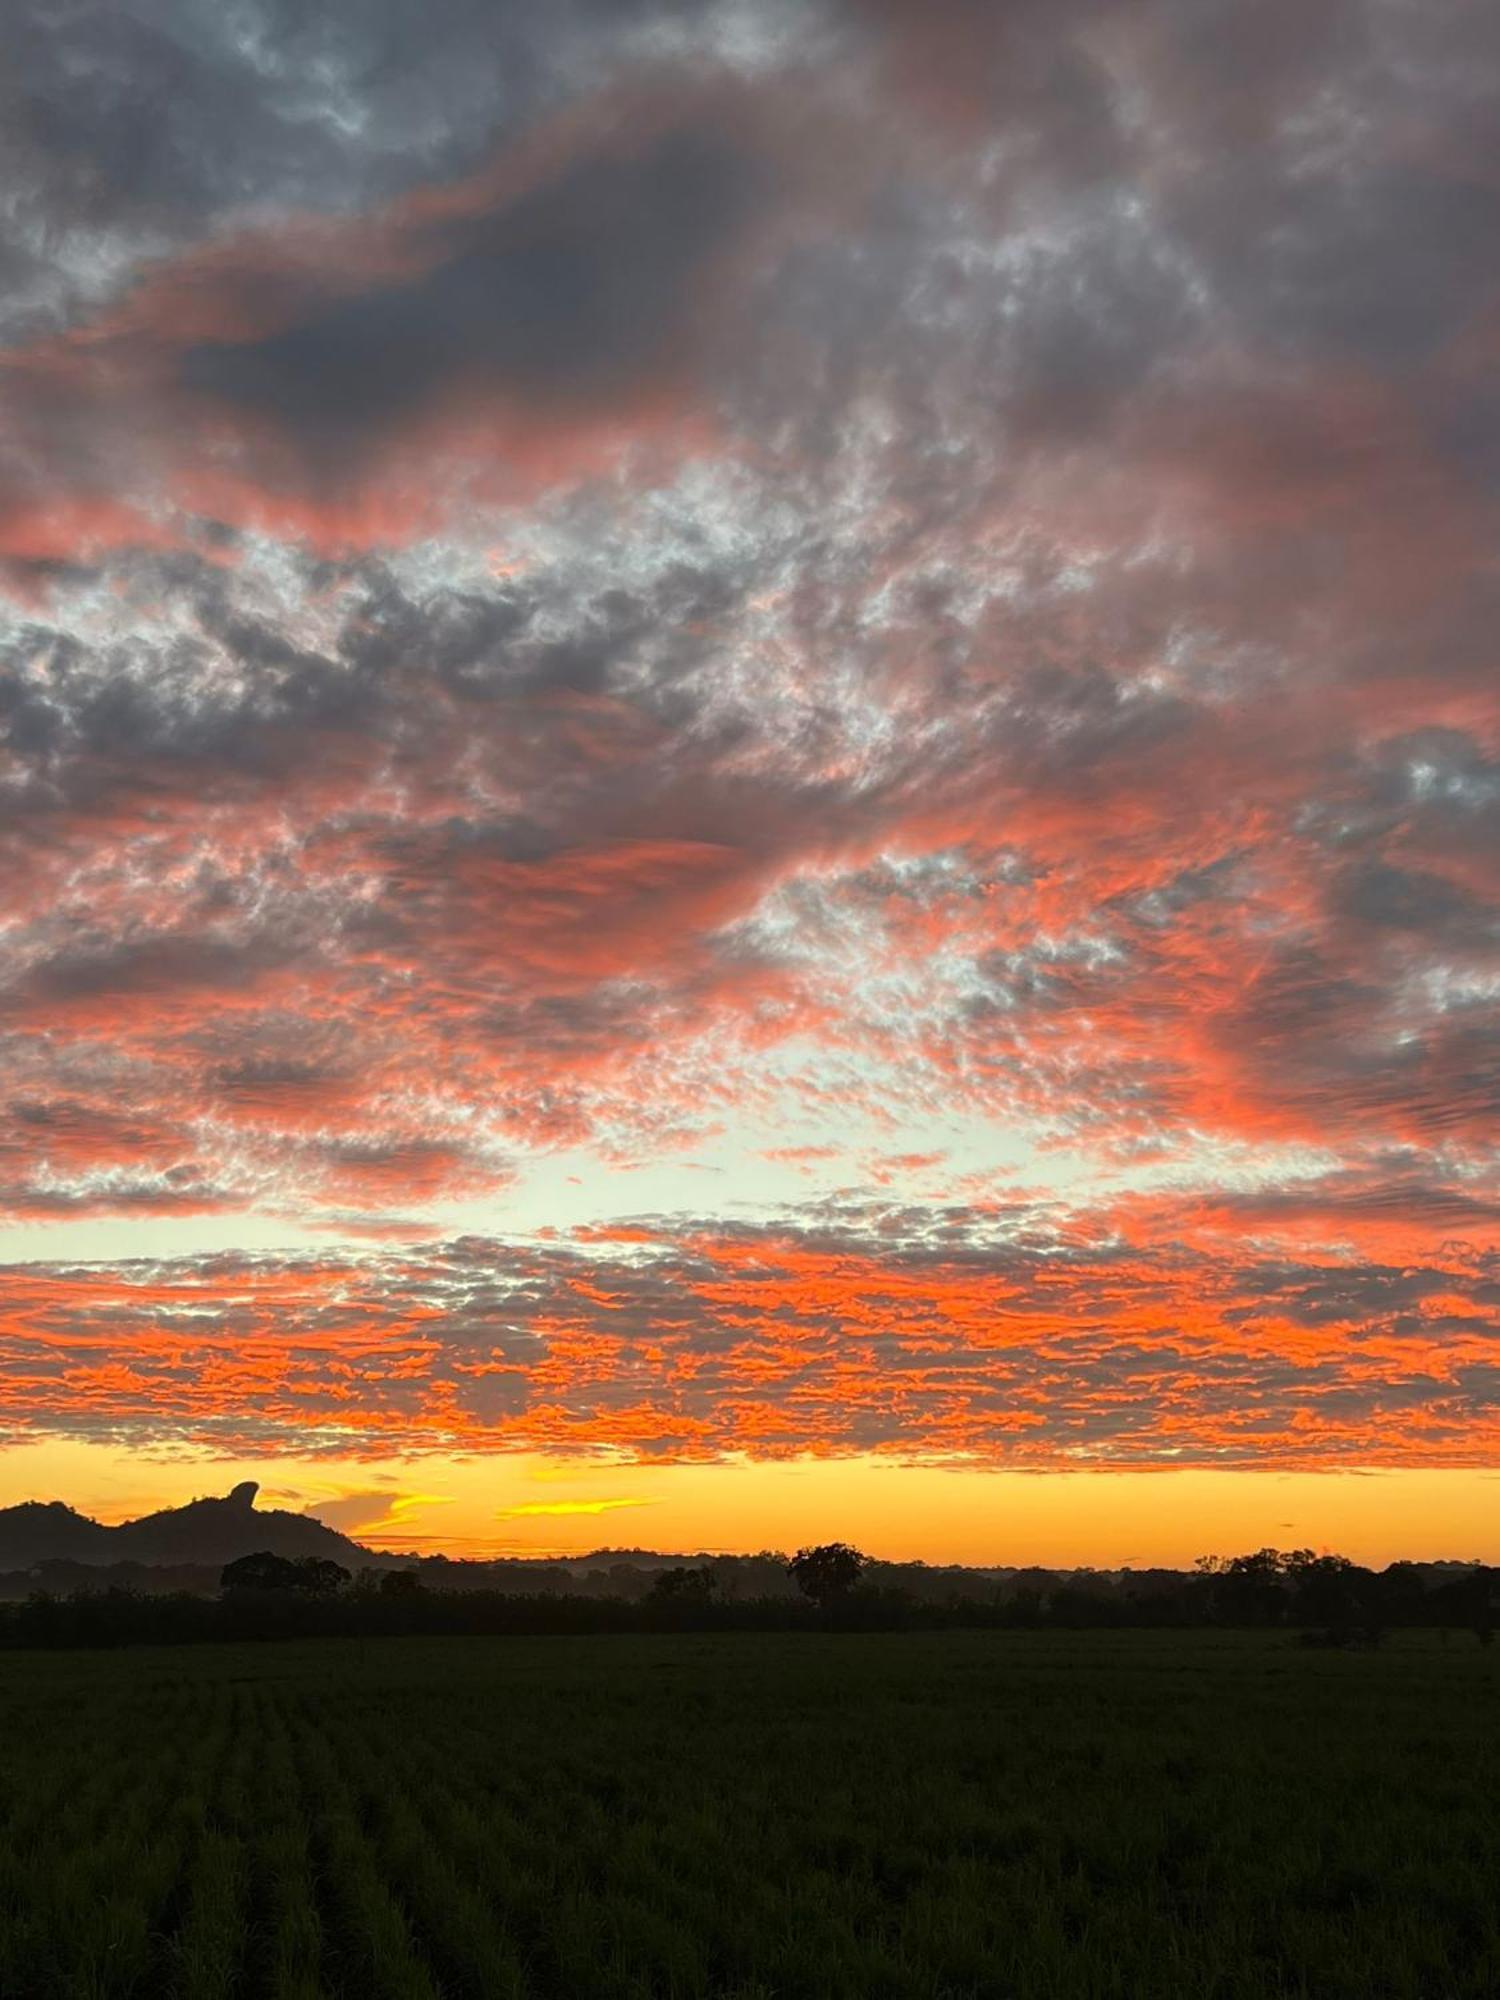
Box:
0 1630 1495 1998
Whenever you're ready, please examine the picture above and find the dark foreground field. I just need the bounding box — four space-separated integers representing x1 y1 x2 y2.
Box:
0 1631 1495 2000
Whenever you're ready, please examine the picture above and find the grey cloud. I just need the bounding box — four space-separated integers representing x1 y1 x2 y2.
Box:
1003 663 1197 781
0 484 772 805
1335 861 1500 947
1119 859 1242 929
1148 0 1500 366
1362 731 1500 818
0 0 796 343
1246 170 1500 366
17 933 289 1005
210 1057 343 1106
182 127 759 455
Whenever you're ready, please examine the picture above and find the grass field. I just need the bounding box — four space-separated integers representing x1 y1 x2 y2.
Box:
0 1630 1495 1999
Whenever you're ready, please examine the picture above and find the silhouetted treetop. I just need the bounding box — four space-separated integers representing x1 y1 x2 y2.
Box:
649 1564 718 1604
788 1543 867 1605
221 1552 350 1595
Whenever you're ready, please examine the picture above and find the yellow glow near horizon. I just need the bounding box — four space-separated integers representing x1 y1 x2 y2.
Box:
1 1440 1497 1568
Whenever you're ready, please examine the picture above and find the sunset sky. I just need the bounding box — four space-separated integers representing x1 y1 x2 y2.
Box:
1 0 1498 1564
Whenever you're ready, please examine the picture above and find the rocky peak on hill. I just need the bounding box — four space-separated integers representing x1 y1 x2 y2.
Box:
0 1483 371 1571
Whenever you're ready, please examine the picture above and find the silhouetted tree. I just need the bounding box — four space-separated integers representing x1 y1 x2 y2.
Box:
1457 1564 1498 1645
295 1557 351 1596
1196 1549 1291 1625
378 1567 426 1597
1285 1551 1361 1628
788 1542 866 1606
1370 1561 1428 1626
221 1551 302 1592
220 1551 349 1594
648 1564 718 1604
2 1531 1480 1651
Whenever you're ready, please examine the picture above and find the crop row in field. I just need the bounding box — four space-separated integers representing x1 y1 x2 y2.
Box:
0 1631 1496 1998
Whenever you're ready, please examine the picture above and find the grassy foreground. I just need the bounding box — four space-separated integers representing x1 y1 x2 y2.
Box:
0 1630 1495 1999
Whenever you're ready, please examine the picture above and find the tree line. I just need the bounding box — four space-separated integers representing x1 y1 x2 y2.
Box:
0 1541 1496 1650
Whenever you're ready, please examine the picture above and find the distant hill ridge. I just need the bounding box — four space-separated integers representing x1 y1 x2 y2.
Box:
0 1481 371 1572
1 1489 1489 1598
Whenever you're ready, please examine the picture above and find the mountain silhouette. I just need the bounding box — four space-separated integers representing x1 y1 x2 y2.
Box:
0 1500 114 1567
0 1481 370 1571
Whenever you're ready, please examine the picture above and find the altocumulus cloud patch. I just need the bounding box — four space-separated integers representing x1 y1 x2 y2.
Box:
0 0 1496 1467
